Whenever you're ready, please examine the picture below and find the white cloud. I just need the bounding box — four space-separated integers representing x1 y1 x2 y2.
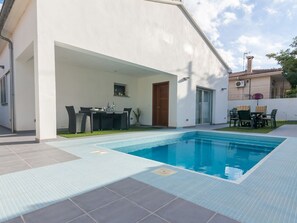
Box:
265 7 278 15
184 0 254 43
236 35 261 48
222 12 237 25
242 3 254 14
217 48 237 69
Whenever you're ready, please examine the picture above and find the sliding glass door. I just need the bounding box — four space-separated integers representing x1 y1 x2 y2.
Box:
196 88 213 124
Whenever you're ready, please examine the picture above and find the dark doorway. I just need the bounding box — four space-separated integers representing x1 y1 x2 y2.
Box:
153 81 169 126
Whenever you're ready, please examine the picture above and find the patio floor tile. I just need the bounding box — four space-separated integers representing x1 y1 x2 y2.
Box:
71 187 121 212
156 198 215 223
2 217 24 223
89 198 149 223
106 177 148 196
127 186 176 211
138 214 169 223
22 200 84 223
67 215 96 223
208 214 240 223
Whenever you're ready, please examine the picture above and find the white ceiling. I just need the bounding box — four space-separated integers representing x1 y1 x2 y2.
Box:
55 45 168 77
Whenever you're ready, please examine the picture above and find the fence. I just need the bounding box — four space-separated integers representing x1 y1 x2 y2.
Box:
228 98 297 121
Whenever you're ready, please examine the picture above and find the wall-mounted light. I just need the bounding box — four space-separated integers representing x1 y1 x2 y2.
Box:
221 87 227 91
0 65 4 69
178 76 190 83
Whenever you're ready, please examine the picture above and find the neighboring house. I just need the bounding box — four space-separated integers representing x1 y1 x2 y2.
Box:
0 0 230 141
229 56 291 100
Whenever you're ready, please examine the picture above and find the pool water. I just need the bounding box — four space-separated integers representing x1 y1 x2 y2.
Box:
114 132 285 181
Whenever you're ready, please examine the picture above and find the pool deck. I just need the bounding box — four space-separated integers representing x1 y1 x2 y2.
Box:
0 125 297 223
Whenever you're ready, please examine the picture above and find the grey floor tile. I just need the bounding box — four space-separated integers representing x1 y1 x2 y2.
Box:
0 148 13 156
127 186 176 211
208 214 240 223
23 200 84 223
25 158 59 168
138 214 168 223
0 163 30 175
68 215 96 223
0 154 21 163
106 178 148 196
89 198 149 223
71 187 121 212
0 159 27 168
156 198 215 223
2 217 24 223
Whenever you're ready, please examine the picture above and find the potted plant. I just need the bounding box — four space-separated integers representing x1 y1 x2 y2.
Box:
133 108 141 126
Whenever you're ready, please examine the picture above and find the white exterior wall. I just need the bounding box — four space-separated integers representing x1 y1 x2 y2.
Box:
0 0 36 131
0 47 11 128
228 99 297 121
56 61 139 129
137 74 177 127
36 0 227 130
1 0 228 138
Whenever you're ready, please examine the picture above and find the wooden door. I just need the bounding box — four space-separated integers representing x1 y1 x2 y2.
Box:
153 82 169 126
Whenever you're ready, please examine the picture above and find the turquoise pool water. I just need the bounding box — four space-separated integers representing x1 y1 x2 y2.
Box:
113 132 285 181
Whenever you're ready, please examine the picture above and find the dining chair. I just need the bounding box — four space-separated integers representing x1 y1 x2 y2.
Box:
124 108 132 128
238 110 254 128
66 106 87 133
262 109 277 128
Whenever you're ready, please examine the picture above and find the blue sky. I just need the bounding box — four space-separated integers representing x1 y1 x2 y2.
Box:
184 0 297 71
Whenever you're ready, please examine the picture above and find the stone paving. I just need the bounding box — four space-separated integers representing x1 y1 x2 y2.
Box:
3 178 238 223
0 127 78 175
0 124 297 223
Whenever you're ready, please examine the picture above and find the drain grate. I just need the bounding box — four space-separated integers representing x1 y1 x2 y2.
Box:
152 168 176 176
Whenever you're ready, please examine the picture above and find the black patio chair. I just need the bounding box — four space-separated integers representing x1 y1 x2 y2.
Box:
66 106 87 133
100 112 114 130
124 108 132 128
238 110 254 128
262 109 277 128
113 112 128 130
80 107 100 131
229 108 238 127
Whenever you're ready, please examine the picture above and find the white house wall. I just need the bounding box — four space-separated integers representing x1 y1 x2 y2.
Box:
14 58 35 131
137 74 177 127
0 0 36 130
35 0 227 131
55 61 139 129
0 0 229 137
0 46 11 128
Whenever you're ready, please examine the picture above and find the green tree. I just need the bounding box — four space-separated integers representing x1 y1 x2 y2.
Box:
267 36 297 89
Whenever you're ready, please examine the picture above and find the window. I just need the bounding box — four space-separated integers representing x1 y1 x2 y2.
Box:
0 75 7 105
114 83 127 97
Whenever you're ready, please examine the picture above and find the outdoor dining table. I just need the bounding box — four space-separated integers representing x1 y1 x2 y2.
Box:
88 109 128 132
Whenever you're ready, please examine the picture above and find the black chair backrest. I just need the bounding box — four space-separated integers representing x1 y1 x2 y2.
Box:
124 108 132 117
66 106 76 118
238 110 251 120
230 108 238 118
271 109 277 119
80 107 92 112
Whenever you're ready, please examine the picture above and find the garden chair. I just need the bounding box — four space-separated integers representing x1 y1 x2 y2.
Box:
66 106 87 133
229 108 238 127
238 110 254 128
237 105 250 111
262 109 277 128
124 108 132 128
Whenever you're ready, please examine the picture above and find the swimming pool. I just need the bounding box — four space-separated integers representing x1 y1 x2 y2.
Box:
112 131 285 181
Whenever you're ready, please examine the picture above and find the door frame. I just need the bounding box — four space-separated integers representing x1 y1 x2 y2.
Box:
196 87 213 125
152 81 169 126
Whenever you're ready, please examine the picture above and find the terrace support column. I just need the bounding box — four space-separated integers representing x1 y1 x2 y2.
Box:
34 39 57 141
